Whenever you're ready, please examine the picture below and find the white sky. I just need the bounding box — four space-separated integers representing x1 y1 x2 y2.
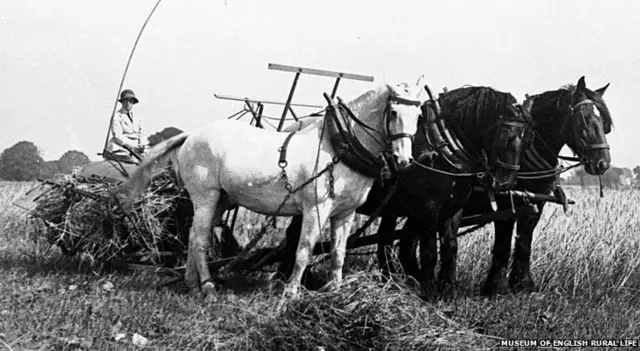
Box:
1 0 639 168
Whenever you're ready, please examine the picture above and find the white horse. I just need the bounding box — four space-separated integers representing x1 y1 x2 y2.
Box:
122 81 426 297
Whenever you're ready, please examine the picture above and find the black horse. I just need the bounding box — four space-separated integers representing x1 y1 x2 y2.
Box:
279 86 535 292
398 76 612 295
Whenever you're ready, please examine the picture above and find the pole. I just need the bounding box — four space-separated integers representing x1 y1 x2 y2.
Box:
276 72 301 131
102 0 163 155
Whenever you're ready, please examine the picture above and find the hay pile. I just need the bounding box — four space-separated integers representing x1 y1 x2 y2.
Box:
29 170 190 266
253 272 494 350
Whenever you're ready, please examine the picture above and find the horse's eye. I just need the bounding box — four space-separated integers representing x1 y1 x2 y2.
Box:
495 128 510 147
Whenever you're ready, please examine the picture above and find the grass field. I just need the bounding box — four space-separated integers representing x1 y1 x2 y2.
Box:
1 181 639 350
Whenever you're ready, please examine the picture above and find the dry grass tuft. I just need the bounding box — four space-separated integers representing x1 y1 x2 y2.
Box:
254 272 494 351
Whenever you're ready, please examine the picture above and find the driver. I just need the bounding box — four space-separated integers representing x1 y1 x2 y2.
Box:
105 89 147 163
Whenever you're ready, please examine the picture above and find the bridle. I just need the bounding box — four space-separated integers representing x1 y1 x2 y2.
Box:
337 94 421 151
384 95 421 143
558 98 610 156
325 93 421 178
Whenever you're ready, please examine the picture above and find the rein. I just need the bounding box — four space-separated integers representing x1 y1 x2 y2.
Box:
410 158 487 178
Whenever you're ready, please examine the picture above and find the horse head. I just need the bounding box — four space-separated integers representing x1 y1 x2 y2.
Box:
485 98 535 191
564 76 612 175
433 86 533 191
384 80 427 169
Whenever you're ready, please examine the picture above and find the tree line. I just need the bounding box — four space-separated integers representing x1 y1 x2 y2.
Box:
0 127 182 181
560 166 639 189
2 125 637 188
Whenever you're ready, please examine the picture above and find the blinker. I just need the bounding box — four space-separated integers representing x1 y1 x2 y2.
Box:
494 127 510 148
523 130 535 149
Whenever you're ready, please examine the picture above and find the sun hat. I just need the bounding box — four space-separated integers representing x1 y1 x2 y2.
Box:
119 89 139 104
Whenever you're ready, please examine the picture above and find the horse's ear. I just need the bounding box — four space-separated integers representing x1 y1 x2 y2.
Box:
415 82 430 102
415 74 427 90
576 76 587 92
523 96 534 113
396 82 410 94
595 83 610 97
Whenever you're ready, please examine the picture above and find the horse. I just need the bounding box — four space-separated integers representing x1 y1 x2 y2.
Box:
479 76 612 295
280 86 535 293
121 81 426 298
399 76 612 295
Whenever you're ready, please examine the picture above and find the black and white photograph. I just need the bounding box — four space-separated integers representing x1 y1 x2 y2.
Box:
1 1 638 350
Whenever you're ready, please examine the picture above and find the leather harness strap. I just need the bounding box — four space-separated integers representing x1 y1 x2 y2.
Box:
278 131 297 167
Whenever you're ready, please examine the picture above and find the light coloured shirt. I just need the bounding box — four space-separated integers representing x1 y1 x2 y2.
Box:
106 108 146 155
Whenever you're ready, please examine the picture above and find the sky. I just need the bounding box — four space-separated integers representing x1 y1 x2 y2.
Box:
1 0 639 168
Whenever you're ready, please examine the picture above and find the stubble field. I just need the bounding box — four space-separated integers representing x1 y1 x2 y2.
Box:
0 181 638 350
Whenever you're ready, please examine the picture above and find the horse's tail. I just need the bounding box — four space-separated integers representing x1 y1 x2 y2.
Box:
121 132 189 209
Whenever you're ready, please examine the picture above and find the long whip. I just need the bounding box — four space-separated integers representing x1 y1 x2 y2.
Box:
102 0 163 154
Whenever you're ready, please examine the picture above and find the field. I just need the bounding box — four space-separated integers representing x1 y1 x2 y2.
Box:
1 181 639 350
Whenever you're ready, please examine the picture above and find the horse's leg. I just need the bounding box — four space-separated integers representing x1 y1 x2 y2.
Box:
509 203 544 292
185 189 221 294
437 208 463 292
417 217 439 294
278 215 303 280
323 211 357 291
285 205 331 298
398 220 420 279
376 216 399 277
482 207 516 296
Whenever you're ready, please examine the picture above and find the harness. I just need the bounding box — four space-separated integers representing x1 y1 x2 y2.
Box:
275 91 419 197
278 131 297 170
324 97 391 178
419 100 529 177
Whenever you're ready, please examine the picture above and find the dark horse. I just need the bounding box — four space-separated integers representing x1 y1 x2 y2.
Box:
398 76 612 295
280 86 535 292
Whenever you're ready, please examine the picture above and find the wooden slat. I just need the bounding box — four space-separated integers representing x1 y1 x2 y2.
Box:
268 63 374 82
214 93 322 108
460 206 538 228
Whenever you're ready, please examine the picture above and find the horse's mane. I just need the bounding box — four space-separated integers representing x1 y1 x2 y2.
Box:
532 84 612 129
347 85 391 120
347 83 411 119
438 86 520 134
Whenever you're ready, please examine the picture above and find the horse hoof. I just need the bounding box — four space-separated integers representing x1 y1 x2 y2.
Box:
265 274 286 294
319 280 341 293
283 284 300 300
482 268 509 296
201 281 216 296
482 279 509 296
